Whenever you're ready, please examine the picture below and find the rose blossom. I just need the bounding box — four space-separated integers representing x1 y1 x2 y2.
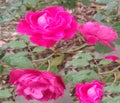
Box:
75 80 105 103
105 55 119 61
79 22 118 50
17 6 78 48
9 69 65 101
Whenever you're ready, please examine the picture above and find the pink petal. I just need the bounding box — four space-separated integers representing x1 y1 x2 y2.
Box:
44 6 64 17
87 36 98 44
105 55 119 61
9 69 25 85
64 18 78 39
30 36 57 48
17 20 33 35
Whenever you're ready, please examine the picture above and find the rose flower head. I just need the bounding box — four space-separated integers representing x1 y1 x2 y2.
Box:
17 6 78 48
79 22 118 50
76 80 105 103
9 69 65 101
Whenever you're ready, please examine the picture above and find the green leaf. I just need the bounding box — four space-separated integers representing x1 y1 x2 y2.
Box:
2 54 13 64
51 54 64 66
105 86 120 93
70 59 89 67
2 52 28 64
10 56 33 68
23 0 39 8
95 43 113 54
102 96 120 103
50 66 59 74
65 52 93 68
81 0 91 6
113 21 120 36
0 90 12 99
2 52 33 68
115 38 120 44
93 12 106 22
99 60 112 65
96 0 112 4
8 40 27 49
38 63 47 70
104 1 118 10
2 101 15 103
65 70 99 84
33 47 46 53
73 52 93 61
20 36 29 43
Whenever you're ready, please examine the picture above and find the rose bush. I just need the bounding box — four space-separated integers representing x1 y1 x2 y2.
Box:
79 22 118 50
17 6 78 48
9 69 65 101
75 80 105 103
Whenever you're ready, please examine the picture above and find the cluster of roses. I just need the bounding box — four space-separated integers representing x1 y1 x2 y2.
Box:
9 6 119 103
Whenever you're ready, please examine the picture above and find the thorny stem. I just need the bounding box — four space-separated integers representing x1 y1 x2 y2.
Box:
62 43 88 53
93 59 102 79
27 44 37 68
27 44 35 61
99 65 120 74
111 72 117 86
33 53 54 62
95 61 101 73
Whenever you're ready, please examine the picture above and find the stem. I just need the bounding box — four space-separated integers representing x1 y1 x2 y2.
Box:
27 44 35 61
27 44 37 68
99 65 120 74
111 72 117 86
63 43 88 53
47 60 51 71
33 53 54 62
93 59 102 79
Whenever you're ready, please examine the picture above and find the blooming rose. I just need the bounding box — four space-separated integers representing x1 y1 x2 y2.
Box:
75 80 105 103
79 22 118 50
105 55 119 61
9 69 65 101
17 6 78 48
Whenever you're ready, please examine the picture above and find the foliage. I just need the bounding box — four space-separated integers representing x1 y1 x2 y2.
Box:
0 90 12 99
2 52 33 68
65 70 99 84
65 52 93 68
95 43 114 54
105 86 120 93
102 96 120 103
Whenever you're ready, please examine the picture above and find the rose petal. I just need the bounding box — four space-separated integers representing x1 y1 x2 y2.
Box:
30 36 57 48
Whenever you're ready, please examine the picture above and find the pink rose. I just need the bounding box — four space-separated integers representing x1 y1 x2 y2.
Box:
17 6 78 48
9 69 65 101
104 55 119 61
75 80 105 103
79 22 118 50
